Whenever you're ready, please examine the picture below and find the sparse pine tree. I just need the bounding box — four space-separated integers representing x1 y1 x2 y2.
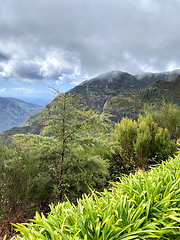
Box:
12 90 110 202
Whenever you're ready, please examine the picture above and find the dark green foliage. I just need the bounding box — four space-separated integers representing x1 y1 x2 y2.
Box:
103 76 180 123
1 90 179 230
60 152 108 202
0 142 52 221
139 88 161 100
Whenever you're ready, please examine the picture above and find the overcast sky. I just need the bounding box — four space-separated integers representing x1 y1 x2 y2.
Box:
0 0 180 105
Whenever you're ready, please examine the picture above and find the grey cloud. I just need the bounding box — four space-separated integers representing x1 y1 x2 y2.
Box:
0 65 3 72
1 0 180 84
13 62 43 80
0 51 11 62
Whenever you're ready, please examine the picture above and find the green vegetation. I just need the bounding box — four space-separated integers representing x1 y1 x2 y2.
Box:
1 76 180 139
113 114 175 169
1 90 180 239
12 152 180 239
11 90 110 204
103 76 180 122
145 102 180 141
0 143 52 221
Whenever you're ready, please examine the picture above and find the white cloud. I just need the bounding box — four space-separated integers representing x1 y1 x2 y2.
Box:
0 88 6 92
10 87 52 95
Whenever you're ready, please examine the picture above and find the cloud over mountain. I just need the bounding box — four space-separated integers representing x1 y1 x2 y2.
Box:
1 0 180 85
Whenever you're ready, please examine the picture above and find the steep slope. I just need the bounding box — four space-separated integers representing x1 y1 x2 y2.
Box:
68 69 180 113
0 97 42 133
103 76 180 122
68 71 142 112
136 69 180 87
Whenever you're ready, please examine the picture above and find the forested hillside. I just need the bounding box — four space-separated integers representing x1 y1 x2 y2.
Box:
103 75 180 122
1 74 180 239
1 73 180 140
1 89 180 239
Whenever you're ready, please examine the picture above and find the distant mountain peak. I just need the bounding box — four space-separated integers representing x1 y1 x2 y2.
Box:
88 71 133 83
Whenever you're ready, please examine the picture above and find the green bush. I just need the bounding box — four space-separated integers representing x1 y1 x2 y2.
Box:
12 151 180 239
113 114 176 169
114 117 137 167
145 102 180 141
137 114 176 163
0 143 52 221
60 152 109 202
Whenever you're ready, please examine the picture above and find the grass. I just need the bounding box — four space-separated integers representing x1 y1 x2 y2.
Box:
11 151 180 239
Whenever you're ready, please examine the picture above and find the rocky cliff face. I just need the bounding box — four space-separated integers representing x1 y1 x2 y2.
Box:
0 97 42 133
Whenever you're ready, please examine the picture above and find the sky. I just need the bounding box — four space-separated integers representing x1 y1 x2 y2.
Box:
0 0 180 105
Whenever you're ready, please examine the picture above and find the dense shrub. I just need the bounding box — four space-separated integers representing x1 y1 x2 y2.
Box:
145 102 180 141
0 143 52 221
113 114 176 169
1 96 179 237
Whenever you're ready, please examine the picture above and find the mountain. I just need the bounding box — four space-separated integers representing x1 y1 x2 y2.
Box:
68 69 180 113
1 69 180 139
103 75 180 122
0 97 42 133
68 71 141 112
136 69 180 87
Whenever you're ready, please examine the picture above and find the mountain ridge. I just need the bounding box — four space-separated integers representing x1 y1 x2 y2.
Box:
103 75 180 122
67 69 180 112
0 97 42 133
1 69 180 138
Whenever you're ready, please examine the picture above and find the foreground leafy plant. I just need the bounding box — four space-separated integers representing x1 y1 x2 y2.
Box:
12 151 180 239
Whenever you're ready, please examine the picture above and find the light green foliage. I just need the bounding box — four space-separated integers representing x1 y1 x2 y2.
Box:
12 90 109 202
114 117 137 167
12 152 180 239
114 114 176 168
79 133 124 182
11 134 60 164
136 114 175 164
145 102 180 141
